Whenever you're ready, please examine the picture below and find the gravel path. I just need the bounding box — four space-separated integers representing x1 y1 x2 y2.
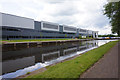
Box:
80 41 119 78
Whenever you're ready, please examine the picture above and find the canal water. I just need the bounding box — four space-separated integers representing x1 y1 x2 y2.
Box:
1 40 116 78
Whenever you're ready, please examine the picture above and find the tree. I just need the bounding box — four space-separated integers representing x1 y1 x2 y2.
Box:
79 34 82 39
65 34 67 38
103 2 120 36
40 32 42 38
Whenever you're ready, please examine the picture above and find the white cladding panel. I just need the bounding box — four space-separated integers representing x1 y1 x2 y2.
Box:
0 13 2 26
0 13 2 39
1 13 34 29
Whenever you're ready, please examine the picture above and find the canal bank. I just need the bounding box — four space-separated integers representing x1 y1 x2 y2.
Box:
80 41 119 78
15 40 118 79
1 40 117 79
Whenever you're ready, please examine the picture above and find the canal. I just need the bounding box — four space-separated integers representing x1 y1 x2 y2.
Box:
1 40 115 78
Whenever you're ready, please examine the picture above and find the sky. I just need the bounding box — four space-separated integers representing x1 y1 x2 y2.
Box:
0 0 112 35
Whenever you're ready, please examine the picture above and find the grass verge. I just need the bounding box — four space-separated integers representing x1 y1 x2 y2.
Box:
1 38 74 43
24 41 118 79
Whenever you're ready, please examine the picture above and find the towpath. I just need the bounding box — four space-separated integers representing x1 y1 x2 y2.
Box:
80 41 119 78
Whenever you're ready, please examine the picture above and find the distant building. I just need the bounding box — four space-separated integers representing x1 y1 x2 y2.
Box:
0 12 98 40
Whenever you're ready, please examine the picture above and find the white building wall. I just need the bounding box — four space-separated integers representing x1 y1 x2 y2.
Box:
1 13 34 29
93 32 95 38
96 32 98 38
0 13 2 26
0 13 2 76
92 31 98 38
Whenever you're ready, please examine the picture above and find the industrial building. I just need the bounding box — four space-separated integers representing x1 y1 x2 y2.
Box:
0 12 98 40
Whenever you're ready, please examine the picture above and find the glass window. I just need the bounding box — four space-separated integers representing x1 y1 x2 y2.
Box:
43 23 58 29
64 26 76 31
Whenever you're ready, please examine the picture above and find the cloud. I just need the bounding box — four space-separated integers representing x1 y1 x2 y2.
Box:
0 0 111 35
40 0 67 4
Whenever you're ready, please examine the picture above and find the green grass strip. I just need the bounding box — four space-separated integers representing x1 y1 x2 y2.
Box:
26 41 118 79
1 38 74 43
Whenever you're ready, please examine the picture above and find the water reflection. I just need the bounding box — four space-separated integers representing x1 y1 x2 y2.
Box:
2 40 99 78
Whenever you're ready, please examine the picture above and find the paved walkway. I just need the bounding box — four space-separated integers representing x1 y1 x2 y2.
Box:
80 41 119 78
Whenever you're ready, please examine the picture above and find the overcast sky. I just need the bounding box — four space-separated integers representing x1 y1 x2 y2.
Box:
0 0 112 35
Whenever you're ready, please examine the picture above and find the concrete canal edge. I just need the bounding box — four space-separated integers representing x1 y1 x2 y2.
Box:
2 38 117 48
2 39 93 48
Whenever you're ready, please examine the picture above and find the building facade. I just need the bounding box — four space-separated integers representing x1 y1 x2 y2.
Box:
0 12 98 40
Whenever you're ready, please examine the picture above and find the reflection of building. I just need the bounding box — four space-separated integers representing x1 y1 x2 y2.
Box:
0 12 98 40
2 56 35 74
42 51 60 62
63 47 77 55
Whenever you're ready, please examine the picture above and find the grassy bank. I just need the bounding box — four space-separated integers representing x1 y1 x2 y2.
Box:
1 38 75 43
25 41 118 79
